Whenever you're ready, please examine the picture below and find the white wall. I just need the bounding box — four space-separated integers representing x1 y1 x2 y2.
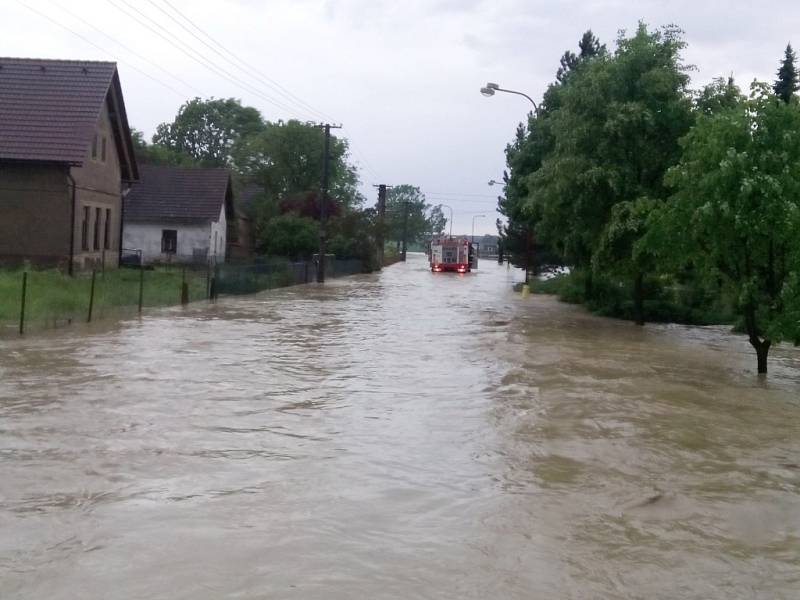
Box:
209 204 227 261
124 204 227 264
123 222 212 263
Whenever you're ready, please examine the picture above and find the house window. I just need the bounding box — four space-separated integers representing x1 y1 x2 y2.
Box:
91 135 98 160
81 206 90 251
101 136 107 162
161 229 177 254
94 207 101 250
104 209 111 250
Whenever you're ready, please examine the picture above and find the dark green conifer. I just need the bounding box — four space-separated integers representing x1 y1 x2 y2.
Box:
774 43 799 103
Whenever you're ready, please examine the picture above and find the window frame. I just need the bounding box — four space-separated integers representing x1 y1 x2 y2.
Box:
93 207 101 251
104 208 111 250
81 206 90 251
161 229 178 254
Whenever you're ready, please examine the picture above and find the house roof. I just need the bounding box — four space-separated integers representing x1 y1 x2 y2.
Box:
0 57 138 180
125 164 233 224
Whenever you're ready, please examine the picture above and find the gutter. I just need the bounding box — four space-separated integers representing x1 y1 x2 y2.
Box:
119 184 132 265
67 170 76 276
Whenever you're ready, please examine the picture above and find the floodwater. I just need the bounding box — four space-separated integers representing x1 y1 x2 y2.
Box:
1 253 799 599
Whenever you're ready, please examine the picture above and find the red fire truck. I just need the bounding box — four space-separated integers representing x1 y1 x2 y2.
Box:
429 237 477 273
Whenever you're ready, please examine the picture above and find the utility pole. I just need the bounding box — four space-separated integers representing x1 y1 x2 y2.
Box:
374 184 389 268
401 200 409 261
317 123 341 283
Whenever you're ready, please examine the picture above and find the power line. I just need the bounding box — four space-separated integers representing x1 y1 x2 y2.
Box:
424 191 498 198
105 0 308 119
148 2 387 186
156 0 335 124
48 0 204 96
17 1 187 98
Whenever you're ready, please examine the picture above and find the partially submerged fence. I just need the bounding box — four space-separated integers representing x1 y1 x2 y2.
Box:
1 255 375 336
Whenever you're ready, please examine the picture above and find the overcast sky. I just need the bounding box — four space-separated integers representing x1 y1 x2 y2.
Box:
3 0 796 235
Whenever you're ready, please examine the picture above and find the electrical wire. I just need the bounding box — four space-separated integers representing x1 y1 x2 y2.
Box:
48 0 204 97
153 0 335 124
106 0 308 119
16 1 188 98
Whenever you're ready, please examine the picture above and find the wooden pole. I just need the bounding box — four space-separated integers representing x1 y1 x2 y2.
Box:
87 270 96 322
138 266 144 314
19 272 27 335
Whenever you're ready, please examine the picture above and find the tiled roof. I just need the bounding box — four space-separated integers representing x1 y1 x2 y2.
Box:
0 57 117 165
125 164 232 223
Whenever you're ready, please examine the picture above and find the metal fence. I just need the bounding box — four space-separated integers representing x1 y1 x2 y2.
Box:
1 254 375 336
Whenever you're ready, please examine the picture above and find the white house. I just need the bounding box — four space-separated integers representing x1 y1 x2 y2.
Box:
122 164 234 264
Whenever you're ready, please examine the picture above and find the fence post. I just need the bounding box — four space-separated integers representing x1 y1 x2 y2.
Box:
209 264 218 301
87 270 96 323
304 261 309 284
206 261 211 300
181 266 189 305
138 266 144 314
19 272 27 335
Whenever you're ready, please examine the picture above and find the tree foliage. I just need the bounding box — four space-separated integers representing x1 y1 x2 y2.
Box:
130 128 198 166
152 97 265 167
774 43 799 104
384 185 446 248
660 83 800 371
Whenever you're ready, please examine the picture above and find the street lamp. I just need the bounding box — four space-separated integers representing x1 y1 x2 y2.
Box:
439 203 454 238
471 214 485 244
481 82 539 283
480 82 538 111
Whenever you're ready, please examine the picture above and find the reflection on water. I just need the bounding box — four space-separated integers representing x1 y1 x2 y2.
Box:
1 253 798 599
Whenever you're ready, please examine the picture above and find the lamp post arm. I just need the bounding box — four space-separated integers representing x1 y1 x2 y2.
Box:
496 87 538 112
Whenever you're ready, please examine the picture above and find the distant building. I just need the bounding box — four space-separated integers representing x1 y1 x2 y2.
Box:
122 165 233 264
476 234 499 257
0 57 139 271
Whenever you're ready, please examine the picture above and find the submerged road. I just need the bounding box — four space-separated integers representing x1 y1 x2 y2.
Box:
1 253 799 599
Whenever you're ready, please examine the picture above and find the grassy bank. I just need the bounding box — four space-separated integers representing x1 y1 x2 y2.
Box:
0 267 207 332
521 270 736 326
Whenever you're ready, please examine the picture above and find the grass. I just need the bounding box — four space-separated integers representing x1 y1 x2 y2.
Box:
516 270 736 326
0 266 208 332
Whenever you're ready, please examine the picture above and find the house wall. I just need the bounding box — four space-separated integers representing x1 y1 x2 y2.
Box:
0 163 71 266
123 222 211 264
70 101 123 271
209 204 227 261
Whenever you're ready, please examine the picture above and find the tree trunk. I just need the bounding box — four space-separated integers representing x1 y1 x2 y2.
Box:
744 303 771 374
633 271 645 326
752 338 771 374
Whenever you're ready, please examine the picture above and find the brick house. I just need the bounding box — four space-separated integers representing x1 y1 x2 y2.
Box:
122 164 234 264
0 57 139 272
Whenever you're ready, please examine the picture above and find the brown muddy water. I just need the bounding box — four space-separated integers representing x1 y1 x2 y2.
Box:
1 253 798 599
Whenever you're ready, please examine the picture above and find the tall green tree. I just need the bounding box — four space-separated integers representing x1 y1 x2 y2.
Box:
662 83 800 373
153 97 265 167
774 43 799 103
234 120 362 212
499 30 605 275
527 23 694 321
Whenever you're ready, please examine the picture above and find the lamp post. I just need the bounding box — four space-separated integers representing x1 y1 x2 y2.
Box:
439 203 454 238
488 179 502 187
480 82 538 111
471 214 485 244
480 82 538 283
